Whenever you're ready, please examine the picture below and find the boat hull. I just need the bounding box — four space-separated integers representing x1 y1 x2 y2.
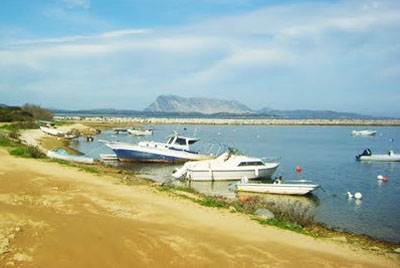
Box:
236 183 320 195
47 150 94 164
187 164 279 181
351 130 377 136
107 143 212 163
357 155 400 162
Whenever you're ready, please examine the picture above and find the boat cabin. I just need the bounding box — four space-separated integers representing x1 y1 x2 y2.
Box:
167 135 199 151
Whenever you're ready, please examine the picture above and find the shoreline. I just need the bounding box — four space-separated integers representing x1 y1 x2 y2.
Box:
2 124 399 266
54 116 400 126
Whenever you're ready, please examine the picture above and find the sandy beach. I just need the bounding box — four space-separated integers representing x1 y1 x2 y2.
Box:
1 125 399 267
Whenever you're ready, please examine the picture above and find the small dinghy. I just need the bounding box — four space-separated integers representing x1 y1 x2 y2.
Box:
47 149 94 164
356 148 400 162
234 177 320 196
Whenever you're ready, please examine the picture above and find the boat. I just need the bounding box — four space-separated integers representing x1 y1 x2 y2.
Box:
235 177 320 195
99 153 118 161
40 126 64 137
356 148 400 162
172 151 280 181
46 149 94 164
105 132 213 163
127 128 153 136
351 129 377 136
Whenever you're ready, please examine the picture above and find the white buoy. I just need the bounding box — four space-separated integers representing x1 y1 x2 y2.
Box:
377 175 383 180
354 192 363 200
347 191 353 199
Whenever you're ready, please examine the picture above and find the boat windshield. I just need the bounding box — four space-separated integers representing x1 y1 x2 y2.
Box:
238 161 264 166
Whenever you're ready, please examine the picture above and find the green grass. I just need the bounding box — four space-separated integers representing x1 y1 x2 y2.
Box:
9 145 45 159
80 166 100 174
196 196 228 208
256 218 305 233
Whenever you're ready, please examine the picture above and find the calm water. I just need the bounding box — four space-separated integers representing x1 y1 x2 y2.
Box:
71 124 400 243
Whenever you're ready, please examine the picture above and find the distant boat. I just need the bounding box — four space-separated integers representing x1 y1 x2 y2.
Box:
47 149 94 164
127 128 153 136
351 130 377 136
356 148 400 162
235 178 320 195
39 120 56 126
172 151 279 181
40 126 64 137
106 132 213 163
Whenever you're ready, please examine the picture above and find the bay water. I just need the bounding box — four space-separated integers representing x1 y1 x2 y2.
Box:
71 124 400 243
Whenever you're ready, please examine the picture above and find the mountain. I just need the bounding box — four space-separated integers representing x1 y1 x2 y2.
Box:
144 95 254 114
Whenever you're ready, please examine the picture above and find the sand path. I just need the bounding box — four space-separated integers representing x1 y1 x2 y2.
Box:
0 148 398 267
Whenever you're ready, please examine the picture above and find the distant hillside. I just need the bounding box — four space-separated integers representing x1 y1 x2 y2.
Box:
144 95 254 115
47 96 386 119
258 108 375 120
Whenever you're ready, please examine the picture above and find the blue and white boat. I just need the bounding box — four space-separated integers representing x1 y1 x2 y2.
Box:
105 133 214 163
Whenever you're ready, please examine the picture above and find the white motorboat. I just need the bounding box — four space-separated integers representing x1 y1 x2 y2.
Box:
351 129 377 136
127 128 153 136
106 132 213 163
235 178 320 195
172 151 280 181
356 148 400 162
47 149 94 164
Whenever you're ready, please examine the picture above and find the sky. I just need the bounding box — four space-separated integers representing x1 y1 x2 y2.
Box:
0 0 399 117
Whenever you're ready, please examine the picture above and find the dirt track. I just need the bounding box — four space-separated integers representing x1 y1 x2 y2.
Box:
0 147 399 267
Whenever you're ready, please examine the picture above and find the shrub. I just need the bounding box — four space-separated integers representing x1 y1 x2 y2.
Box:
9 145 45 159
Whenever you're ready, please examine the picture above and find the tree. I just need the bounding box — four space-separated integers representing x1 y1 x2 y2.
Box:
21 103 53 121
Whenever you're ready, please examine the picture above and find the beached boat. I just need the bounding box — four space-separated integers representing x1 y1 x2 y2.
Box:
99 153 118 161
235 178 320 195
46 149 94 164
127 128 153 136
172 151 279 181
351 129 377 136
40 126 64 137
105 132 213 163
356 148 400 162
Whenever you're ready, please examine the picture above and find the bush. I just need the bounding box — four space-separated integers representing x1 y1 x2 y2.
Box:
9 145 45 159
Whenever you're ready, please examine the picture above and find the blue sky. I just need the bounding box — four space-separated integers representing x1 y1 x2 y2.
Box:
1 0 399 117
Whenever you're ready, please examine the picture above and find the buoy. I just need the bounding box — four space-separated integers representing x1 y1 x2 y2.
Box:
295 165 302 172
347 191 353 199
377 175 388 182
238 195 249 202
354 192 363 200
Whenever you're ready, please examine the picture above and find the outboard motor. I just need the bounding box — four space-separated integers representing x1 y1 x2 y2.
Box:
356 148 372 160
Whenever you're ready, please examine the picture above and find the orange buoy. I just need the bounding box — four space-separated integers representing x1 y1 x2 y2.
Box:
382 176 388 182
238 195 249 202
295 165 302 172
